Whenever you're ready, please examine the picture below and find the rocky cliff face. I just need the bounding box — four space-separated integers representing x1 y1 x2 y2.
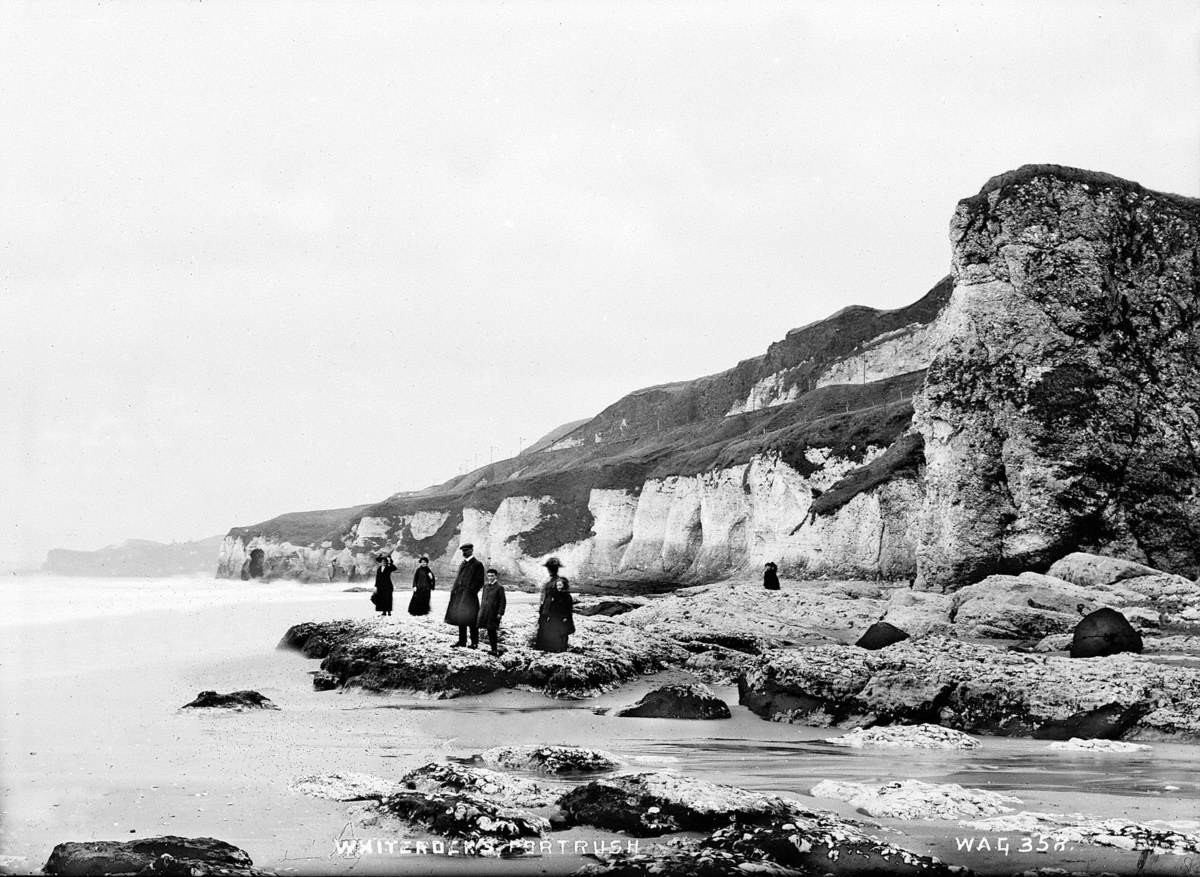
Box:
219 166 1200 592
218 280 951 587
915 166 1200 590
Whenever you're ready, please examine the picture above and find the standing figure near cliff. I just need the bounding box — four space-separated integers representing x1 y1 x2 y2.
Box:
371 553 397 616
444 543 485 648
763 561 780 591
535 557 575 652
407 555 435 617
477 568 507 657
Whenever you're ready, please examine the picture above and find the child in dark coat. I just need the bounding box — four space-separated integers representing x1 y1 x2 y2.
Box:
477 568 507 657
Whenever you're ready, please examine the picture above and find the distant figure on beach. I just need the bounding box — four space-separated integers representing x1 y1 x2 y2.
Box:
444 543 485 648
535 557 575 652
407 555 435 616
371 554 397 616
763 561 780 591
477 568 507 656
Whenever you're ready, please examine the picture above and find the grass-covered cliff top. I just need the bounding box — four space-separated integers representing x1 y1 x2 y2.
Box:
964 164 1200 213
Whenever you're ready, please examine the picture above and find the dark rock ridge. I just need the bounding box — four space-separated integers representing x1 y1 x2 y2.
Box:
915 164 1200 589
44 535 225 577
43 836 261 876
218 278 951 586
738 635 1200 740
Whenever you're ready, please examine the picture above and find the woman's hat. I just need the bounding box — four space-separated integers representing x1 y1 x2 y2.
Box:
543 556 562 569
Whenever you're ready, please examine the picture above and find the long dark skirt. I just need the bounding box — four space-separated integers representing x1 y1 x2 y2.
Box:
535 614 573 652
374 583 394 613
408 587 432 616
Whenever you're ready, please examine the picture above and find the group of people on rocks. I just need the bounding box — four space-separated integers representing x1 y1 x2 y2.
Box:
369 544 575 656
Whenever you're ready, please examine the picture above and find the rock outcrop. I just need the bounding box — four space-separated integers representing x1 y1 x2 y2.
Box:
614 683 732 719
279 616 687 699
43 837 261 876
738 636 1200 740
180 690 278 711
810 779 1019 820
1070 607 1144 658
915 166 1200 590
474 745 619 775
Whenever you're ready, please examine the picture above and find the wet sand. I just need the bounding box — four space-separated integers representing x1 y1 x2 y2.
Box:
2 576 1199 875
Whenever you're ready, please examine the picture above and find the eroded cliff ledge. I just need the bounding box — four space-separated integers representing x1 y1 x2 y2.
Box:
914 165 1200 590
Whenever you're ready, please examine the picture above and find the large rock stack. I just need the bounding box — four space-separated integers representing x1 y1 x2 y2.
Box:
915 166 1200 590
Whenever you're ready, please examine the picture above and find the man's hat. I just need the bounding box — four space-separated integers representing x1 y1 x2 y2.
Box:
460 543 474 553
543 556 562 569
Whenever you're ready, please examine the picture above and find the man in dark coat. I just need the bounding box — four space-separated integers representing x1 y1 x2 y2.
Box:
477 568 507 656
444 543 485 647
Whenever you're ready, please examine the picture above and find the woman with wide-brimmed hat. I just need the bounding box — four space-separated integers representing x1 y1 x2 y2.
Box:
535 556 575 652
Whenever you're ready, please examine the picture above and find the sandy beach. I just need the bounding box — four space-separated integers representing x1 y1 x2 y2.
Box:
3 575 1200 876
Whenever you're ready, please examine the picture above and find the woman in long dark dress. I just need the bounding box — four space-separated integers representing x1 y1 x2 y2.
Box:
535 560 575 652
372 554 396 616
763 561 781 591
408 555 435 616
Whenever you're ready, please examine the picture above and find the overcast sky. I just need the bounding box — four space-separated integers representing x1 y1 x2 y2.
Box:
2 1 1198 568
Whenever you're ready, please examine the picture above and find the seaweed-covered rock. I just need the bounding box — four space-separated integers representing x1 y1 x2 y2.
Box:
476 744 619 775
281 616 687 699
855 621 910 650
825 724 980 750
557 772 796 835
379 790 548 844
1070 608 1143 658
738 636 1200 740
576 814 962 876
614 684 731 720
810 779 1019 820
398 762 554 808
43 836 260 876
180 690 278 710
575 597 648 617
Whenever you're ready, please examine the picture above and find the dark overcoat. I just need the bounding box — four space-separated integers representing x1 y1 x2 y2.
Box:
372 559 396 612
535 581 575 652
477 582 507 629
407 565 435 616
763 567 780 590
444 556 485 626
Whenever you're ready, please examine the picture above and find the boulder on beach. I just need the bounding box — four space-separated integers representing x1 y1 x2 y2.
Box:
855 620 910 650
949 572 1141 640
180 690 278 710
1070 607 1143 658
279 616 687 699
475 744 619 775
737 636 1200 740
1047 552 1160 588
567 774 961 875
43 836 260 876
614 683 731 719
311 671 338 691
825 724 980 750
810 778 1019 819
398 762 554 808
